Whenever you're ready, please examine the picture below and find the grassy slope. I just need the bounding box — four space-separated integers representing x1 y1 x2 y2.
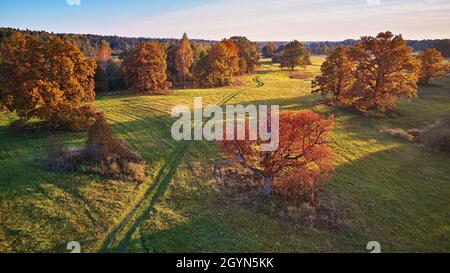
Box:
0 57 449 253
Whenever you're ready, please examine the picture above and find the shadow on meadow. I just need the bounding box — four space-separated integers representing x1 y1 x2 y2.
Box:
328 142 450 252
127 142 450 253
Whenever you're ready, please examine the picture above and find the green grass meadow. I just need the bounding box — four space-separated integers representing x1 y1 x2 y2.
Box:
1 57 449 253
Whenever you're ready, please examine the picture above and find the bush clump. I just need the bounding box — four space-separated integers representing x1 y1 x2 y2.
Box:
418 114 450 153
46 113 146 182
82 113 146 181
384 128 415 142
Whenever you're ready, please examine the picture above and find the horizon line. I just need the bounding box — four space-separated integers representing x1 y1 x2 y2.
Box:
2 26 449 43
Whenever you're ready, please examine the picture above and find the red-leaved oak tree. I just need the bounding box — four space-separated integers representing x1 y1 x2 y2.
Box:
221 111 334 199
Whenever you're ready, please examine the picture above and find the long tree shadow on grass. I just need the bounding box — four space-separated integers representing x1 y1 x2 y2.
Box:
134 143 450 253
327 142 450 252
99 141 189 253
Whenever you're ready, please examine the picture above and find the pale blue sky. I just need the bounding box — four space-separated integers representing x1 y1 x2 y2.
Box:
0 0 449 40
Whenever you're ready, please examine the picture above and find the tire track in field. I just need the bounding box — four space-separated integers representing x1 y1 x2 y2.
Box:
99 142 188 252
99 74 266 253
252 76 265 87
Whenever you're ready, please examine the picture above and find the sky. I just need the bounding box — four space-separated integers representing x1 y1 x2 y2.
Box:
0 0 449 41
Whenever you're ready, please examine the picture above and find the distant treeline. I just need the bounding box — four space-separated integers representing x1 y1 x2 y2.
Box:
260 39 450 56
1 27 449 58
0 27 215 57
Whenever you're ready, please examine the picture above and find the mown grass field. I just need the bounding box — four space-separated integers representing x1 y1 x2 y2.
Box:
1 57 449 253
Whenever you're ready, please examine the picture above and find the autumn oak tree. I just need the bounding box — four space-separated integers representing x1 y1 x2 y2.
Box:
0 32 97 131
121 41 171 95
194 40 240 87
312 46 355 106
279 40 311 71
314 32 420 113
221 111 334 199
417 48 448 86
349 32 419 112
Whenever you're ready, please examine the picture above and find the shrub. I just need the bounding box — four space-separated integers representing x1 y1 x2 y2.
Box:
46 134 68 171
418 114 450 153
84 113 146 181
45 113 146 181
407 129 423 140
384 128 415 142
123 161 147 182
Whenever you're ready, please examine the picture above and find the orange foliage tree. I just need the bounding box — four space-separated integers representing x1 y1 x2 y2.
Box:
175 33 194 84
417 48 449 86
349 31 419 112
121 41 171 95
313 32 420 113
0 32 97 131
194 39 240 87
312 46 355 106
221 111 334 199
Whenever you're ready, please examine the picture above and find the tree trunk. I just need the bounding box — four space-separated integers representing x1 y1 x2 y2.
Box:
262 176 273 196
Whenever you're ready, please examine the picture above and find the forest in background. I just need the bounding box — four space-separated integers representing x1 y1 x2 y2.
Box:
2 27 449 57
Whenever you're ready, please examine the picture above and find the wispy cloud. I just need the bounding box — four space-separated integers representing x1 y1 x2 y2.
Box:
2 0 449 40
114 0 450 40
66 0 81 6
367 0 382 6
